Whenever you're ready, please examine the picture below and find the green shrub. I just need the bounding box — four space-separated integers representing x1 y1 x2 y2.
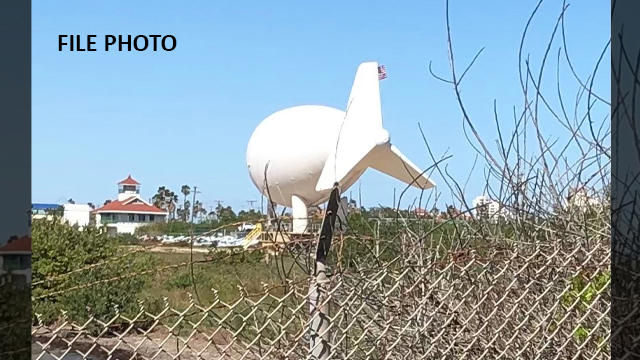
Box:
113 232 140 245
561 270 610 344
562 271 610 311
0 283 30 359
32 218 156 327
165 269 206 290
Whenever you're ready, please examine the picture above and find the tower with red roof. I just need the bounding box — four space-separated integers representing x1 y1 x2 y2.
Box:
92 175 167 235
117 174 141 201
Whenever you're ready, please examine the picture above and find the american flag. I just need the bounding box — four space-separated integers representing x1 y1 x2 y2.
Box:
378 65 387 80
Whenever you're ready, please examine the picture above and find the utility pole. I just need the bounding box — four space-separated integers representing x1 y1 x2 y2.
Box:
358 181 362 210
247 199 257 210
393 187 396 209
190 186 201 223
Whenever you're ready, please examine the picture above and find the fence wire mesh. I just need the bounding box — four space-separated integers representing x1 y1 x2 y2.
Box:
32 226 610 360
29 1 616 358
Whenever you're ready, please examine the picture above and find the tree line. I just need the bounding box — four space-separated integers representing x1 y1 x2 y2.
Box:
150 185 262 224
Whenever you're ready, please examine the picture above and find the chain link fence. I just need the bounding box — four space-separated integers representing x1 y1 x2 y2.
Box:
30 1 614 358
32 220 610 359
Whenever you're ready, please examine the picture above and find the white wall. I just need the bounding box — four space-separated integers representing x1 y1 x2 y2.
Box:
117 190 140 201
63 203 92 228
98 213 167 235
108 220 162 235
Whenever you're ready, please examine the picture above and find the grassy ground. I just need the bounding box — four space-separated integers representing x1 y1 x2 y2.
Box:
144 249 308 309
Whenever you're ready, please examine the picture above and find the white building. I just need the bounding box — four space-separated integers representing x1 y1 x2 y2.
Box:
63 203 92 228
92 175 168 235
31 203 60 221
567 186 601 210
32 203 92 228
473 195 509 221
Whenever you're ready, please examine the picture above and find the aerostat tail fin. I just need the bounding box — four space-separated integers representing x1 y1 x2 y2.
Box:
369 144 435 190
316 61 435 192
316 62 386 191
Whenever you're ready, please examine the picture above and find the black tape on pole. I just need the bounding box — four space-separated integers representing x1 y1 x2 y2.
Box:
315 183 340 266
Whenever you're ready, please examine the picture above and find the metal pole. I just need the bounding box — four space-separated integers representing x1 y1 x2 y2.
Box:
358 181 362 210
190 186 198 223
309 260 330 359
393 187 396 209
309 184 339 359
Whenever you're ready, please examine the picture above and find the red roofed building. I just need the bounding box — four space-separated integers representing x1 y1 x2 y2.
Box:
0 236 31 287
118 174 141 186
93 175 167 235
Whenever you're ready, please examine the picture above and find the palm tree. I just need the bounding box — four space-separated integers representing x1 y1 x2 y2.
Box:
183 200 191 221
176 207 186 221
167 201 176 220
169 192 178 220
181 185 190 206
152 186 180 220
152 186 168 209
180 185 191 222
192 200 205 223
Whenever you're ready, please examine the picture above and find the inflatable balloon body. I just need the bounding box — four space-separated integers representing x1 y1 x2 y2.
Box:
246 62 435 232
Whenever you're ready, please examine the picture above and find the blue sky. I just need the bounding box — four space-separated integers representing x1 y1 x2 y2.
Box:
32 1 609 213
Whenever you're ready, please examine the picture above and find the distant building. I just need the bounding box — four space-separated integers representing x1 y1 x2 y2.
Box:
0 236 31 288
472 195 509 222
32 203 61 221
63 203 92 228
92 175 168 235
32 202 92 228
567 186 601 210
414 207 430 217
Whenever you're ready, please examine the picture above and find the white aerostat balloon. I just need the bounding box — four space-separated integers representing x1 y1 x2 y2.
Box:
246 62 435 232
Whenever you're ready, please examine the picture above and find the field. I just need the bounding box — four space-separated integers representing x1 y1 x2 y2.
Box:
145 250 306 308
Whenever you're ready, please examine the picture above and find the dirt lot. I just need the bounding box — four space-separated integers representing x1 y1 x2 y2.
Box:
123 244 216 254
32 327 255 360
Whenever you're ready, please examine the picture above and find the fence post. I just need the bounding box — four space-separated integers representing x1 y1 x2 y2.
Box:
309 260 330 359
309 184 340 359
